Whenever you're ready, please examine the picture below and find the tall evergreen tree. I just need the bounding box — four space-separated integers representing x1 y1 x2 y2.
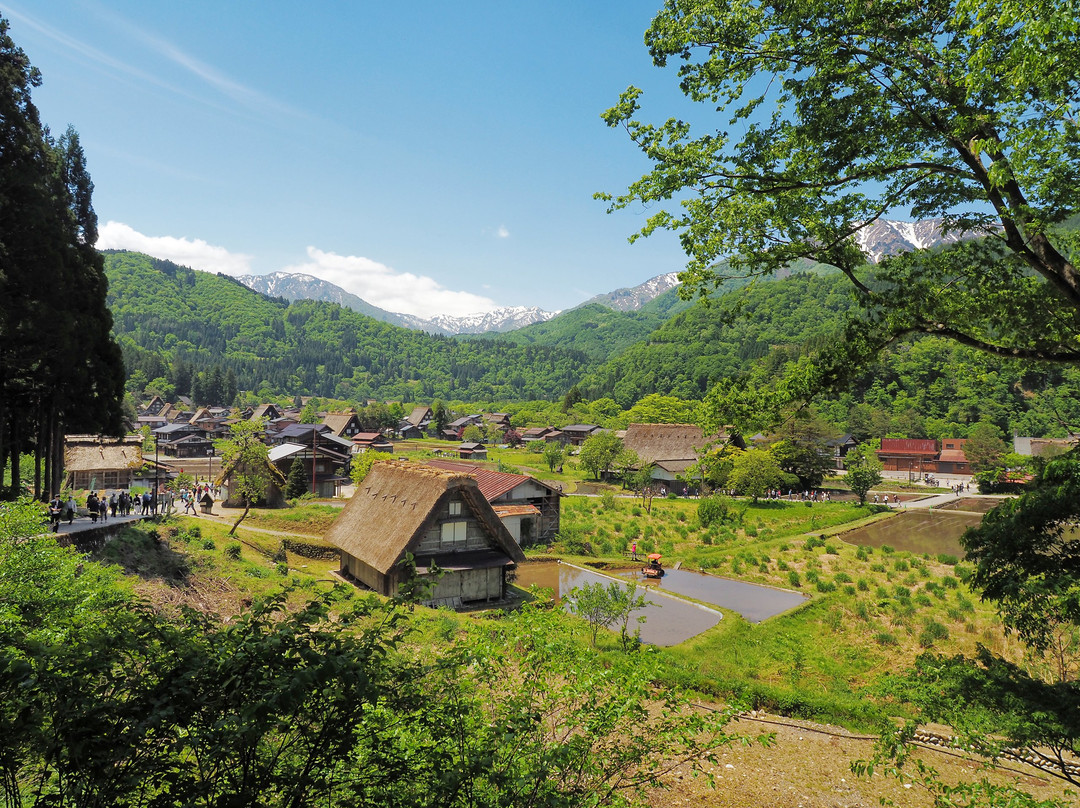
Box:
0 16 123 498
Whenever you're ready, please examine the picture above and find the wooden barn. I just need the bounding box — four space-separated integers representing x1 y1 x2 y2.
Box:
325 462 525 608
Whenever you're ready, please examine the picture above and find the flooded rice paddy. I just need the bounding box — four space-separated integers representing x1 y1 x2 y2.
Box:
514 562 719 645
838 509 983 557
514 561 807 644
624 568 807 623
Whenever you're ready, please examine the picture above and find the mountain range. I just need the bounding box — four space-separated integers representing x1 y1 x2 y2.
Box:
236 219 957 336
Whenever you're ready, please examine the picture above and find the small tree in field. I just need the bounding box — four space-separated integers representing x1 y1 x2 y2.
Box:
216 419 284 536
728 449 783 502
845 445 883 506
542 441 565 473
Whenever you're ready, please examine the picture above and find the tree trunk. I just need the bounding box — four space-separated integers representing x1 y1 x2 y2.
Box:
229 498 251 536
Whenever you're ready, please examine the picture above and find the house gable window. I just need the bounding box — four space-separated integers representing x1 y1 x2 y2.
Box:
449 501 462 517
441 520 467 547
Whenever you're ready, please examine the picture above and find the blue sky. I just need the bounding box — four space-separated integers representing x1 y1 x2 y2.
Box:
5 1 701 318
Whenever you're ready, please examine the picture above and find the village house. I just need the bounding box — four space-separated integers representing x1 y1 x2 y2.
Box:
352 432 395 454
322 412 365 440
427 459 561 545
558 424 602 447
405 405 433 431
826 433 859 470
620 422 740 494
325 462 526 607
936 438 971 475
63 434 147 491
250 403 282 422
483 413 511 431
457 442 488 460
521 426 562 443
876 438 939 474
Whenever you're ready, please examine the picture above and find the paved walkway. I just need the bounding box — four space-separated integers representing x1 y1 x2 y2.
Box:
47 511 153 537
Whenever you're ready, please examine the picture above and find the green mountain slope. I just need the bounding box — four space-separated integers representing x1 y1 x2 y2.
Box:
581 272 857 407
104 251 594 402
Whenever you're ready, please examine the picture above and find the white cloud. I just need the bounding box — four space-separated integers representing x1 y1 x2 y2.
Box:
98 221 253 276
496 225 510 239
283 247 497 320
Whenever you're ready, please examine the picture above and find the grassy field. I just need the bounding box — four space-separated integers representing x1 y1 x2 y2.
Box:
81 501 1074 807
540 493 1019 727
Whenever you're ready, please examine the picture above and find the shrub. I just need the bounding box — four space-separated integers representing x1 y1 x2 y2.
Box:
834 572 852 583
875 632 898 646
881 545 895 554
870 563 887 573
276 562 289 575
224 541 242 559
202 539 216 551
805 570 820 584
803 536 824 551
777 560 789 571
825 543 840 555
875 586 890 600
942 575 959 589
600 492 616 511
787 570 801 588
854 601 871 621
893 559 910 572
857 578 870 591
936 553 959 565
816 580 837 593
919 620 949 647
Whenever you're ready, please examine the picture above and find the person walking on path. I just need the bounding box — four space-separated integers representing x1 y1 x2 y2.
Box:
65 495 77 524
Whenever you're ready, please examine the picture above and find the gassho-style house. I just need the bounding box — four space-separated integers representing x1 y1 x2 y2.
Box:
324 462 526 608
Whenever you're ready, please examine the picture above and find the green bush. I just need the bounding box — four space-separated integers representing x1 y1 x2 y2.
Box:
787 570 801 588
919 620 949 647
881 545 895 554
202 539 216 551
224 541 242 559
875 632 898 646
856 578 870 591
936 553 959 565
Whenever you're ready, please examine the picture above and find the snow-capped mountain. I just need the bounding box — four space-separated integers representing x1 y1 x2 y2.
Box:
235 272 557 334
580 272 682 311
237 272 413 328
423 307 558 335
854 218 970 263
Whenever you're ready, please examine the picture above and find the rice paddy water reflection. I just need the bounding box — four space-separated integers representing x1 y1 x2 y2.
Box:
514 562 720 646
838 509 983 557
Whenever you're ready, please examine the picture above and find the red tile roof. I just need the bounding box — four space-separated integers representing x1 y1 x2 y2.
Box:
426 459 532 501
879 438 938 455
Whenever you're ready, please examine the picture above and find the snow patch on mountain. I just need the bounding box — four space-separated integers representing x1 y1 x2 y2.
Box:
422 306 558 335
582 272 682 311
854 219 970 263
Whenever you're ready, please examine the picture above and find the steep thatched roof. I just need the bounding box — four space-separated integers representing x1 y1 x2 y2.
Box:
322 412 357 436
64 435 145 472
325 462 524 575
622 423 707 464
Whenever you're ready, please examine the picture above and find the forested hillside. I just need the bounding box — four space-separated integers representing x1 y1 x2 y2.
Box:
581 273 857 406
104 252 593 402
576 270 1080 439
